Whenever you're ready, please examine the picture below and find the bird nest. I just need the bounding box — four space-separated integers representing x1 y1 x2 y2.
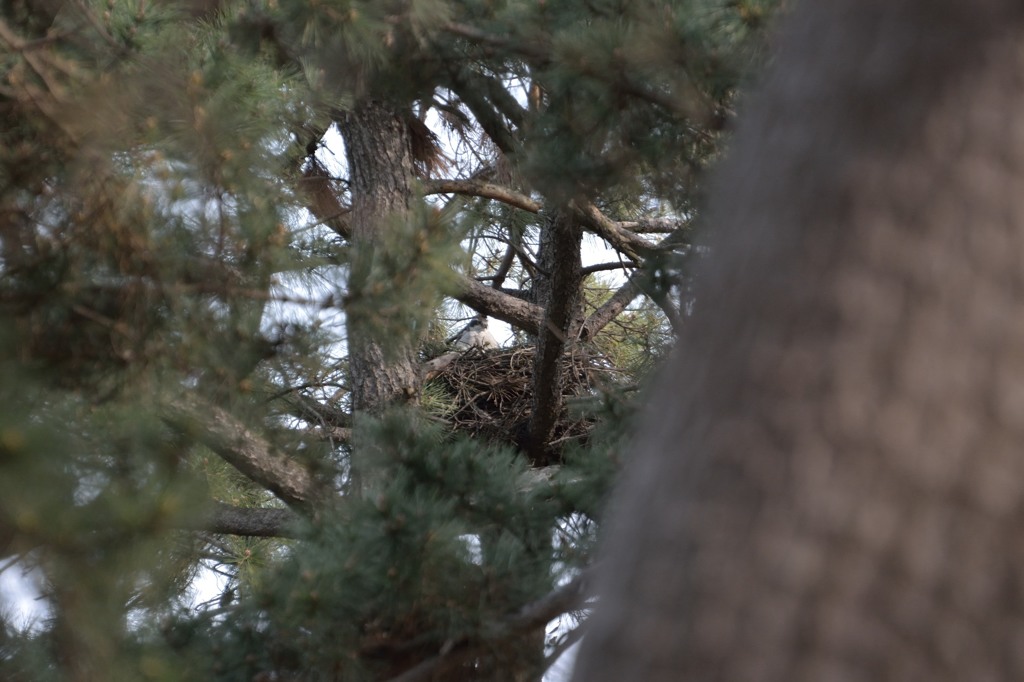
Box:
429 345 615 453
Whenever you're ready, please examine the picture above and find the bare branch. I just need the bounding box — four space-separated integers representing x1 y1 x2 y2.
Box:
572 201 653 262
616 217 691 234
202 502 302 538
452 277 542 335
580 277 643 342
421 351 461 381
281 392 351 429
422 178 540 213
579 216 693 339
487 571 592 639
648 290 684 336
163 398 321 509
447 68 520 154
492 243 517 289
475 233 540 276
581 261 635 276
542 619 588 675
312 425 352 443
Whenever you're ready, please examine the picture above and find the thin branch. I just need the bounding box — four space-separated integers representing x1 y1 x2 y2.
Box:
580 277 642 341
542 619 589 675
490 571 592 637
265 381 346 403
422 178 540 213
617 217 691 234
572 201 653 262
439 21 549 61
447 67 519 154
312 425 352 443
282 392 351 429
646 288 684 336
491 243 517 289
517 249 540 278
438 21 708 120
385 570 592 682
581 261 636 276
479 69 530 128
476 233 541 275
604 70 709 122
579 214 694 339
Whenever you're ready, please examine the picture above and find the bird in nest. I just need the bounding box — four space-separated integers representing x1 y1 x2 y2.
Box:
452 316 499 351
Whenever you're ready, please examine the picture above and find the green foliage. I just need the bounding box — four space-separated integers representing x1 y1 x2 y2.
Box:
0 367 209 680
584 275 675 377
419 378 458 420
343 204 463 355
173 412 559 679
557 387 642 526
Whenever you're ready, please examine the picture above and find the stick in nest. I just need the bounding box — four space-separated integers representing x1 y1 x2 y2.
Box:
428 345 619 449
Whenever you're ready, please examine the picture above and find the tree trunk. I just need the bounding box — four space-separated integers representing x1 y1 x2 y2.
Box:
527 208 583 464
337 101 420 413
575 2 1024 681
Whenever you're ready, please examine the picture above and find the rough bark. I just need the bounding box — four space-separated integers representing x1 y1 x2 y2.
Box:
575 2 1024 681
494 210 584 682
204 502 301 538
528 209 583 463
163 398 319 509
337 101 421 412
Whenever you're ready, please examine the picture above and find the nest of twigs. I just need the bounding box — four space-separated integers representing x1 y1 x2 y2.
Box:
430 345 615 453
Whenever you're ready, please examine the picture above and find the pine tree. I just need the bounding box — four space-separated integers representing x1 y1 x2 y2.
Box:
0 1 776 679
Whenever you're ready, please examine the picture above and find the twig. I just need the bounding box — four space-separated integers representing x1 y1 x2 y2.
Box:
542 619 589 675
385 570 593 682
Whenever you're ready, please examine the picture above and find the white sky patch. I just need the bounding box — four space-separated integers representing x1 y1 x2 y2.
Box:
459 533 483 565
545 636 581 682
187 560 234 612
582 233 631 283
0 560 50 631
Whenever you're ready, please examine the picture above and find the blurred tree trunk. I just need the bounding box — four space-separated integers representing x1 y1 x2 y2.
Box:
337 101 420 413
575 2 1024 680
